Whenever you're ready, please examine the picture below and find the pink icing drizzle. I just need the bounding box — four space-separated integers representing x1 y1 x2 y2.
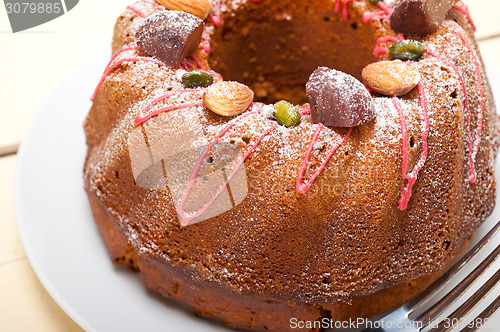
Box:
362 1 393 23
362 11 385 24
452 2 477 31
91 57 165 101
91 46 168 101
127 5 148 18
296 126 353 194
190 54 206 69
362 1 404 59
425 46 475 183
373 34 404 58
190 54 224 80
181 59 196 70
129 87 277 227
135 88 204 125
135 97 278 226
199 32 211 54
209 0 222 27
127 0 165 19
199 43 211 54
393 81 430 210
335 0 356 22
334 0 342 15
443 21 484 182
376 1 392 16
177 110 276 226
300 106 311 116
136 102 205 126
140 0 165 11
104 45 140 69
102 0 482 217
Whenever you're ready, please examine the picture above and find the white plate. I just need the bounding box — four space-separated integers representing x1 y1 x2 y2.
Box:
14 48 500 332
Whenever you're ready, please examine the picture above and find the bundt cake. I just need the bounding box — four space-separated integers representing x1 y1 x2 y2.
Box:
83 0 498 330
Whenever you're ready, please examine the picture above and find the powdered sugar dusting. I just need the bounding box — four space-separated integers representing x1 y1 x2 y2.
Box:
84 0 497 306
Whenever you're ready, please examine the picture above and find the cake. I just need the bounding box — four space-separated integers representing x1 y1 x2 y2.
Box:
83 0 498 330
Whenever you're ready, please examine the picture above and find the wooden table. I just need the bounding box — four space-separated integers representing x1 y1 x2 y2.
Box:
1 1 499 331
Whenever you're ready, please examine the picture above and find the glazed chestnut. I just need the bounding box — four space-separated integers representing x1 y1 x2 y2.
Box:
136 10 203 67
390 0 455 36
306 67 376 127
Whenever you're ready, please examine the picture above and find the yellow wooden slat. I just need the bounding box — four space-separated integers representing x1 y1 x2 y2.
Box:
0 155 24 265
0 155 83 331
0 258 83 332
466 0 500 39
479 38 500 73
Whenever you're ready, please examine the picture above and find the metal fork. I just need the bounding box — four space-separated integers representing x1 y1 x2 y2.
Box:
362 220 500 332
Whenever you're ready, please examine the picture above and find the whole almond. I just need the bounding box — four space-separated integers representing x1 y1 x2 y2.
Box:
362 60 420 96
157 0 212 20
204 81 254 117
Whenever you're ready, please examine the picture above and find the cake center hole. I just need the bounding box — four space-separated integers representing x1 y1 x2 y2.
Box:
208 3 375 104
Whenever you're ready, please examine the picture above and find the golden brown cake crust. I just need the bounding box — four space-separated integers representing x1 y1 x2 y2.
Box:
85 180 473 331
84 0 497 330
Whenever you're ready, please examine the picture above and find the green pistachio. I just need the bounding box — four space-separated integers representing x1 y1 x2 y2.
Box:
182 70 214 88
274 100 301 127
389 40 425 61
